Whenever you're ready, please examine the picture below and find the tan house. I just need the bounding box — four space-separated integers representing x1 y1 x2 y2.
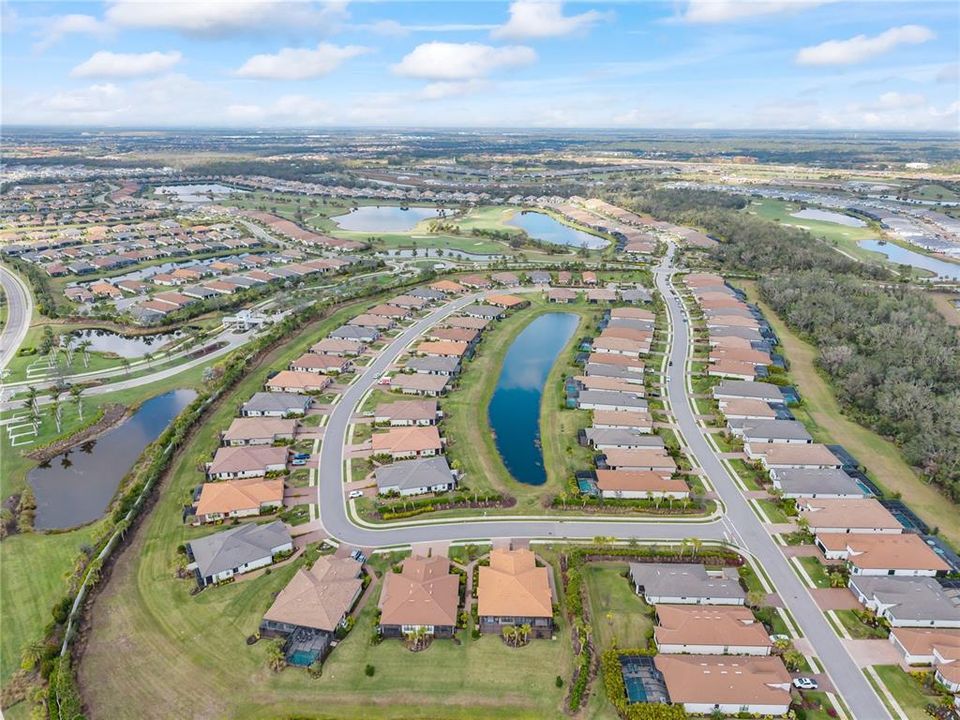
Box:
417 340 470 359
654 655 792 716
194 478 284 524
371 426 443 460
206 445 288 480
290 353 353 375
374 400 439 426
266 370 332 393
796 498 902 534
816 533 950 576
654 605 772 655
221 417 298 446
378 556 460 639
478 548 553 639
595 470 688 500
310 338 365 356
485 294 528 309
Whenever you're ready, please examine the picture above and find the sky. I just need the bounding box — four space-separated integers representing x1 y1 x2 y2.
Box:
2 0 958 130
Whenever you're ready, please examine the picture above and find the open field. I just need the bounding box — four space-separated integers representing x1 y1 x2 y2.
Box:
737 280 960 549
583 562 654 652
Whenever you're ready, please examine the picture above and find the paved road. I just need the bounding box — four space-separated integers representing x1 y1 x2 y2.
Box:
0 264 33 371
654 244 889 720
315 289 727 546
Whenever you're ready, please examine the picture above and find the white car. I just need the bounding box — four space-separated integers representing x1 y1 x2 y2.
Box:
348 490 364 499
792 678 818 691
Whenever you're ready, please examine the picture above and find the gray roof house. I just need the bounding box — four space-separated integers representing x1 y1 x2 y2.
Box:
770 468 868 498
528 271 551 284
461 303 504 320
330 325 380 342
188 521 293 587
713 381 785 404
620 288 653 303
405 356 461 376
629 563 746 605
584 363 645 383
849 576 960 628
409 287 445 301
738 419 813 444
583 428 662 449
241 391 313 418
577 390 648 412
375 456 458 497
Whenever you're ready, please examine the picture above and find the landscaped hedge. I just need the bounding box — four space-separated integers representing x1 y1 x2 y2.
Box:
375 490 507 520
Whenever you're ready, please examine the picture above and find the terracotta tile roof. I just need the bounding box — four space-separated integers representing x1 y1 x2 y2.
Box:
263 556 363 632
196 478 283 517
655 655 791 707
596 470 688 494
222 417 297 443
818 533 951 572
655 605 772 649
378 556 460 627
891 628 960 659
372 426 442 455
265 371 332 392
797 498 901 531
477 548 553 619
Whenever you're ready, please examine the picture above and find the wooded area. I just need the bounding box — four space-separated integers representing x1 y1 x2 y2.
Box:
623 189 960 503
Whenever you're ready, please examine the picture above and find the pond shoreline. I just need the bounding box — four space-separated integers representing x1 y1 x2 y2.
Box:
26 403 128 463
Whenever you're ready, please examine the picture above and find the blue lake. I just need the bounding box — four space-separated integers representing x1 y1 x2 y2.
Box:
29 389 197 530
507 211 609 249
859 240 960 280
332 206 444 233
488 313 579 486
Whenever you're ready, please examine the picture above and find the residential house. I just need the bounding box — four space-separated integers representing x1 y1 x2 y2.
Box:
374 400 438 427
241 392 312 418
548 288 578 303
206 445 288 480
290 353 353 375
654 655 792 716
187 521 292 587
406 356 461 376
478 548 554 639
816 533 950 576
595 470 689 500
629 563 746 605
602 448 676 475
714 381 785 404
796 498 902 534
738 419 812 444
576 390 647 412
888 628 960 690
378 556 460 639
748 443 842 471
592 409 653 432
194 478 284 524
266 371 332 394
654 605 773 655
330 325 380 343
389 373 450 397
849 576 960 628
311 338 365 356
221 417 298 447
769 468 868 499
371 426 443 460
260 555 363 663
375 456 457 497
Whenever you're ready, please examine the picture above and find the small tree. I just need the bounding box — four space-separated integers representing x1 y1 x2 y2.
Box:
266 639 286 672
364 663 375 677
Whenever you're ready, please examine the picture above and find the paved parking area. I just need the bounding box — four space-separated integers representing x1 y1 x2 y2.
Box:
812 588 862 611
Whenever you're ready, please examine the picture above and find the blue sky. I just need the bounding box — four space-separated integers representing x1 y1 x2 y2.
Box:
2 1 958 129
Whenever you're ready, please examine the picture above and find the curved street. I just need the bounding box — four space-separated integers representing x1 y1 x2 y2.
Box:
0 264 33 371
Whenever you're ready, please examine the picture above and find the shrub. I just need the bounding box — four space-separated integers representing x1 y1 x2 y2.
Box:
364 664 375 677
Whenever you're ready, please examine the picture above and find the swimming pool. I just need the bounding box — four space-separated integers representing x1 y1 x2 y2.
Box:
288 649 319 667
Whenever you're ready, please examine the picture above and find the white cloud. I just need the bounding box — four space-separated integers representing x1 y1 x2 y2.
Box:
104 0 348 36
393 42 536 81
235 43 368 80
34 14 111 51
492 1 609 40
418 80 488 100
226 95 332 124
682 0 834 24
796 25 935 66
937 63 959 84
70 50 183 79
355 20 497 36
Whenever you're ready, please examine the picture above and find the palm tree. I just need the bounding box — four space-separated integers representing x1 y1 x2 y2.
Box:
689 537 703 558
828 571 847 589
144 351 154 368
502 626 517 647
20 639 46 670
70 385 84 421
266 639 286 672
557 491 568 510
121 357 131 376
50 397 62 434
518 623 532 646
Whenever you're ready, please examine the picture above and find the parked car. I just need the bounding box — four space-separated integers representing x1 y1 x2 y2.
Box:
294 452 310 460
792 678 818 690
348 490 364 499
291 458 307 466
350 548 366 563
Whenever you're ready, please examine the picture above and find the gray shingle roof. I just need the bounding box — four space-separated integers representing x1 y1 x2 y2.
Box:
772 468 865 496
189 521 292 577
375 456 455 493
241 391 311 414
850 576 960 624
742 419 813 443
629 563 746 602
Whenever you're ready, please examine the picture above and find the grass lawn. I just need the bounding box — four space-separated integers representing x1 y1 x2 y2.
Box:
796 556 833 589
738 281 960 550
756 498 790 524
833 610 888 640
869 665 943 720
582 562 653 652
727 458 766 491
0 525 99 686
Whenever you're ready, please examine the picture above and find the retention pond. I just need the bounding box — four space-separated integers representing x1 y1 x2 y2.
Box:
488 313 579 486
29 389 197 530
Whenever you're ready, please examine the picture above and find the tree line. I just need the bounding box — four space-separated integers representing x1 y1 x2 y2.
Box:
620 188 959 503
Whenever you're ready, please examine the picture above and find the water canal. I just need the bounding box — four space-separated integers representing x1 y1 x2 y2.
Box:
859 239 960 281
29 389 197 530
507 211 609 249
488 313 579 486
68 328 186 359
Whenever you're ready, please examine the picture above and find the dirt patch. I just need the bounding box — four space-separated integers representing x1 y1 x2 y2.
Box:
26 404 127 463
